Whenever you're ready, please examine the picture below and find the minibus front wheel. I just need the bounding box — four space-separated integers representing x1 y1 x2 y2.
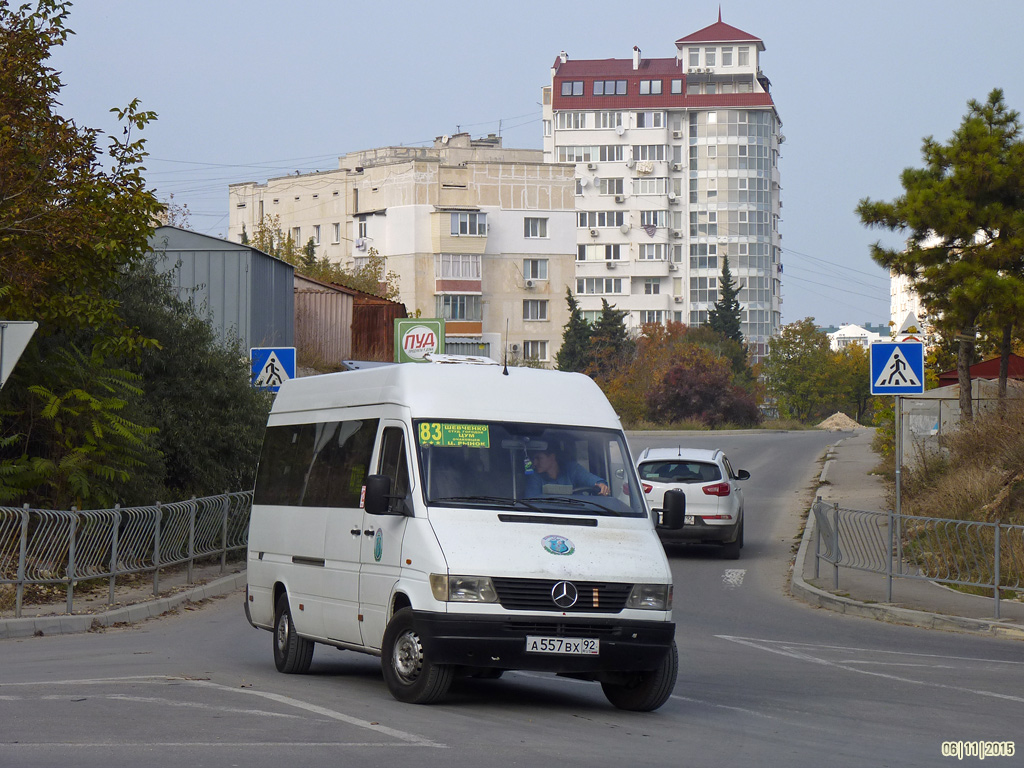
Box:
381 608 454 704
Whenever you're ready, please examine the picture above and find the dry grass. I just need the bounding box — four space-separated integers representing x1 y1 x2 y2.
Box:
903 397 1024 525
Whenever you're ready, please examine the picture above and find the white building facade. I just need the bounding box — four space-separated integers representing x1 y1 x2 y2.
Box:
228 135 576 364
542 15 783 359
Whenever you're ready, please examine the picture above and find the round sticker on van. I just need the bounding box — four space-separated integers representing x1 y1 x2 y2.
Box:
542 535 575 556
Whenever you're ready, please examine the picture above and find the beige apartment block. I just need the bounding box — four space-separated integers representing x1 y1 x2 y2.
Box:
229 134 577 364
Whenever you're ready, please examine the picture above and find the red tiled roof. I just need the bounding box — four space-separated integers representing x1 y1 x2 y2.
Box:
551 86 774 111
555 57 684 77
676 19 763 47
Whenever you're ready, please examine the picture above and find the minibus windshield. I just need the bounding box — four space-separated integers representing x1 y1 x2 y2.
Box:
413 420 647 517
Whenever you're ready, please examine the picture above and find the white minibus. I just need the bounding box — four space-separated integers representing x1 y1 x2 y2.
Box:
244 360 684 710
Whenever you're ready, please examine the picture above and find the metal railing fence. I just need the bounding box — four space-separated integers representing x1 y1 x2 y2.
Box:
812 497 1024 619
0 491 252 618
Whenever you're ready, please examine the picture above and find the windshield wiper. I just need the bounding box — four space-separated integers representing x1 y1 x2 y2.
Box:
526 496 616 514
437 495 545 513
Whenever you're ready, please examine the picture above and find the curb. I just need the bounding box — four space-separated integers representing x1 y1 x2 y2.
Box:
0 571 247 640
790 492 1024 641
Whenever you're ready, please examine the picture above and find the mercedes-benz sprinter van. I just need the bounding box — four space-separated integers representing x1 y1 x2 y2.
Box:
244 360 683 710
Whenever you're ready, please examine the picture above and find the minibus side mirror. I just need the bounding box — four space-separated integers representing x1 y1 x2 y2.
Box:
365 474 406 516
659 489 686 530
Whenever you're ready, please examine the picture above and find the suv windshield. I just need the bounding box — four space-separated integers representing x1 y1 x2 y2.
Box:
414 420 646 517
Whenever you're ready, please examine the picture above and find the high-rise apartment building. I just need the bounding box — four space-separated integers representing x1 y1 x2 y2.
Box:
542 14 783 358
228 134 576 363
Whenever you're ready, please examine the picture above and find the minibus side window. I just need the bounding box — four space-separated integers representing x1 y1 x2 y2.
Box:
253 419 379 507
377 427 411 513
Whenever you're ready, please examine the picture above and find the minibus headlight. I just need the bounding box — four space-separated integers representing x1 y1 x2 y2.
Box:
626 584 672 610
429 574 498 603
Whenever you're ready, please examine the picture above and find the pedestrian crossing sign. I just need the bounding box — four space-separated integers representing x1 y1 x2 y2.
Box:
251 347 296 392
870 342 924 395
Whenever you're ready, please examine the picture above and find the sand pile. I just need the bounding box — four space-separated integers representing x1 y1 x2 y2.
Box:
816 412 865 431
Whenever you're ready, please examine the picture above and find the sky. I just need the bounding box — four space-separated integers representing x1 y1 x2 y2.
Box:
48 0 1024 328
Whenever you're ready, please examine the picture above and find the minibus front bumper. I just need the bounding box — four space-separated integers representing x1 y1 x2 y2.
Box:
410 611 676 673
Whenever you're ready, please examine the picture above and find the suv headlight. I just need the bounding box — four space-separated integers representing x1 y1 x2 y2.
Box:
429 574 498 603
626 583 672 610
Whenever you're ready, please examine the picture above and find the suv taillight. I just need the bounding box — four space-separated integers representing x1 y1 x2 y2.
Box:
702 482 731 497
641 482 653 494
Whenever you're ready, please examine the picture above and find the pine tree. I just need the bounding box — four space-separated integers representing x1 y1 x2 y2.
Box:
858 89 1024 421
707 255 744 344
586 299 633 381
556 288 591 372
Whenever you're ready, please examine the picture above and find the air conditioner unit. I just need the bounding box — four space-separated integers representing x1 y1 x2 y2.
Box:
668 262 678 271
614 195 625 203
587 162 597 170
590 228 599 237
525 279 536 289
672 130 683 139
606 260 617 269
510 343 520 353
671 163 683 171
355 238 367 250
687 67 697 74
673 296 684 303
671 229 683 238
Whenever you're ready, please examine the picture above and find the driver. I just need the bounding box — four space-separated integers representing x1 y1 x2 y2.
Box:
525 447 610 497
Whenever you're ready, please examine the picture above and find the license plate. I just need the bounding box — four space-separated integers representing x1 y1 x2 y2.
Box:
525 636 599 655
684 515 695 525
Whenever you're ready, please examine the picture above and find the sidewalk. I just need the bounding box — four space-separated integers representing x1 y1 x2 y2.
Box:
791 428 1024 640
0 561 246 639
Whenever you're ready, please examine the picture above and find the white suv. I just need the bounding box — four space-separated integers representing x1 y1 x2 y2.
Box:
636 447 749 559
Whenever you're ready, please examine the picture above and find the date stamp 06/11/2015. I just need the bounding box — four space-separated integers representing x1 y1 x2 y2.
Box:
942 741 1015 760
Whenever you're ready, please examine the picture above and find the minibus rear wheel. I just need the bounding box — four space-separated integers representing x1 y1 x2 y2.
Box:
381 608 454 704
601 640 678 711
274 593 314 674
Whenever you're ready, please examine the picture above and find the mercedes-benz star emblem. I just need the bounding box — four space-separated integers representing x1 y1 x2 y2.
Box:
551 580 578 609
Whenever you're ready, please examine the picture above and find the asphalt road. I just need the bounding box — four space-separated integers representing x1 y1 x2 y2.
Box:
2 431 1022 768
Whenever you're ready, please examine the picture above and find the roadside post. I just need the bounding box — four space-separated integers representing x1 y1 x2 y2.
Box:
870 341 925 539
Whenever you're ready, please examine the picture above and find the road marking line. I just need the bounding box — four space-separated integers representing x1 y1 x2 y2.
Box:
718 635 1024 704
722 569 746 588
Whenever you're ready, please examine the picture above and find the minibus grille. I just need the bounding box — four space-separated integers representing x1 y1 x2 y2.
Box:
491 578 631 612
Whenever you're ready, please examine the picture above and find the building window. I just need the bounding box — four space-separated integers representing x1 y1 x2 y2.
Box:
641 310 665 324
598 111 623 128
290 227 301 243
633 144 666 161
635 111 665 128
594 79 627 96
705 47 716 67
644 279 661 295
556 145 599 162
524 258 548 280
578 244 622 261
690 276 718 303
688 47 699 67
671 79 683 94
524 340 548 361
524 217 548 238
738 46 750 66
638 243 668 261
722 47 733 66
543 119 552 137
690 309 708 326
561 80 584 96
312 225 321 245
640 210 666 229
436 294 482 321
358 219 367 238
555 112 587 129
634 177 667 195
598 178 624 195
639 80 662 96
332 223 341 243
577 211 625 228
450 212 487 235
523 299 548 321
576 277 623 295
435 253 482 279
